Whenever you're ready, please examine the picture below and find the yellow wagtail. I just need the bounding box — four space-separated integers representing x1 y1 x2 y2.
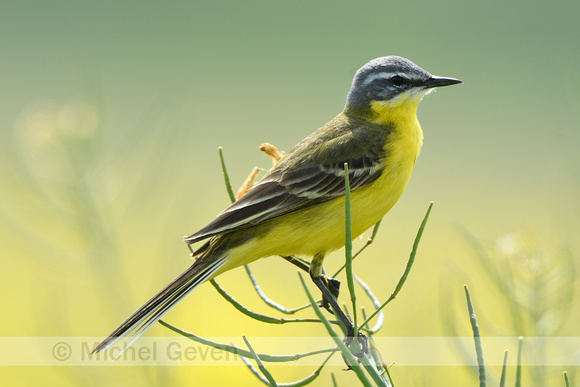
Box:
93 56 461 354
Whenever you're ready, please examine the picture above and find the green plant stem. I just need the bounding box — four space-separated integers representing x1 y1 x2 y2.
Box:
343 163 358 337
209 279 339 326
160 320 337 362
516 337 523 387
360 202 433 328
464 285 486 387
354 275 384 333
245 265 313 314
243 335 277 387
331 373 338 387
240 356 273 386
499 350 508 387
241 349 336 387
218 147 236 203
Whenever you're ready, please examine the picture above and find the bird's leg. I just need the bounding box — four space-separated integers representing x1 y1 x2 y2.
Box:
321 277 341 313
309 254 368 362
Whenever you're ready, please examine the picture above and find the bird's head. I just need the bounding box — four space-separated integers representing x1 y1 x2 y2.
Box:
345 56 462 123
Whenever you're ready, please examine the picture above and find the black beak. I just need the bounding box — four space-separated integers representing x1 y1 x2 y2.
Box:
422 76 463 89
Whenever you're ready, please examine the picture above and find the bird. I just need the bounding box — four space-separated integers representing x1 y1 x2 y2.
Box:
92 56 462 355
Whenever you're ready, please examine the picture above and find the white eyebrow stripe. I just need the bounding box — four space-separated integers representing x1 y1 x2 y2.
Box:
361 72 399 87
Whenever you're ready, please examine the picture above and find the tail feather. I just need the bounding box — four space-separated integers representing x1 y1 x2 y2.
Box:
92 256 226 357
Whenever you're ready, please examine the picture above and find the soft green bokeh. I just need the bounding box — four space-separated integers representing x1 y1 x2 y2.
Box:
1 1 579 385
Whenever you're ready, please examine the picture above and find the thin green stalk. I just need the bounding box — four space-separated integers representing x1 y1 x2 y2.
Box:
516 337 523 387
564 371 570 387
285 351 336 387
218 147 236 203
464 285 486 387
331 373 338 387
160 320 337 362
210 279 339 326
360 202 433 328
240 356 272 386
240 351 334 387
245 265 312 314
342 302 352 322
354 220 382 259
499 350 508 387
354 274 384 333
343 163 358 337
243 335 278 387
277 350 335 387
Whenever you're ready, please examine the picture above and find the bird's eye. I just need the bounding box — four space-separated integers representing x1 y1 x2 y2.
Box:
390 75 405 87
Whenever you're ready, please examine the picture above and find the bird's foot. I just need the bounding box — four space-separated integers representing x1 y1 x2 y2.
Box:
319 276 341 314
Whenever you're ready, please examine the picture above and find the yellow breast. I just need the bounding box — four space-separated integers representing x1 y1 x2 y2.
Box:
347 99 423 234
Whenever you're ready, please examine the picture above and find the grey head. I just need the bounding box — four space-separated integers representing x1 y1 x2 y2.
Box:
345 56 462 110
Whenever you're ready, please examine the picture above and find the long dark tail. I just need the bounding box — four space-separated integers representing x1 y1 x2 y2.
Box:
92 255 226 357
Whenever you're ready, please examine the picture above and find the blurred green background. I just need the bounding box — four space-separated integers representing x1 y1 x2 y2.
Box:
1 1 579 385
